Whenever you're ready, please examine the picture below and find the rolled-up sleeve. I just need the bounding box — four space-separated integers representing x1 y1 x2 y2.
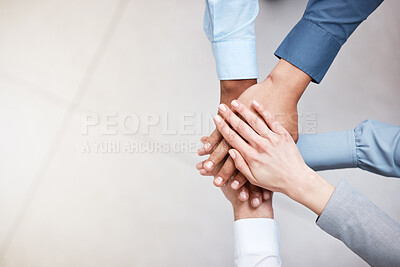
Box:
203 0 259 80
298 119 400 177
275 0 384 83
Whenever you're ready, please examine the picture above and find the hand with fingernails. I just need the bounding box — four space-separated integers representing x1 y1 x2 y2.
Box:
211 99 335 215
196 75 302 207
220 174 274 221
197 136 267 207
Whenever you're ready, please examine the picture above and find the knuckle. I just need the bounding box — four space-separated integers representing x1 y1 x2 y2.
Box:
214 143 226 154
245 151 256 161
208 153 219 163
249 117 258 127
253 137 265 147
227 133 236 143
234 120 244 133
220 167 232 178
236 176 246 183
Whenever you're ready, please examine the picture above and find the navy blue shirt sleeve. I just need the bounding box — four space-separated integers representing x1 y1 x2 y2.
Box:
275 0 384 83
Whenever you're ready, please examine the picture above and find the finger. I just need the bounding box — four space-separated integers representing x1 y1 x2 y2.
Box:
238 183 249 201
228 149 255 182
252 100 288 135
198 160 224 177
198 136 211 156
231 172 247 190
262 190 273 201
214 156 237 187
218 104 263 146
230 100 271 138
204 129 223 152
203 138 230 171
213 115 251 157
249 184 262 208
197 147 210 156
196 161 204 170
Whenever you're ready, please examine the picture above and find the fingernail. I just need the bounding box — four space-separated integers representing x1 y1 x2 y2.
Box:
204 161 213 170
229 150 236 159
196 162 203 170
200 169 207 175
214 115 222 123
231 180 239 189
197 148 204 155
218 104 227 112
253 100 260 107
231 100 239 108
252 198 260 206
263 191 271 200
214 177 223 185
204 142 211 151
240 191 247 200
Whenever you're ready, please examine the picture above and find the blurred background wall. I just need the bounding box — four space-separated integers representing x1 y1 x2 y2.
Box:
0 0 399 266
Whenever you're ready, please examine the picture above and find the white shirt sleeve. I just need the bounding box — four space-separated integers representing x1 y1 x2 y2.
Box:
234 218 281 267
203 0 259 80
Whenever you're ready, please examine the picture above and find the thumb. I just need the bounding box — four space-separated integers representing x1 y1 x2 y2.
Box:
228 149 256 184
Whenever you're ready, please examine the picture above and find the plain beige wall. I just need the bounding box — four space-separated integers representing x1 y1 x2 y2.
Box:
0 0 399 266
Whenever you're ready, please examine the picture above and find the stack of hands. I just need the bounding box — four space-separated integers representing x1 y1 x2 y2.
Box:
197 97 334 220
199 1 400 265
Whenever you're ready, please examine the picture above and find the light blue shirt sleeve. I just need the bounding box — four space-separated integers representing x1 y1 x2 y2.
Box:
297 119 400 178
275 0 384 83
203 0 259 80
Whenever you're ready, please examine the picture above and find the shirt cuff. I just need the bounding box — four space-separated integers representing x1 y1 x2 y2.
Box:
212 40 258 80
234 218 280 258
297 130 357 171
275 17 342 83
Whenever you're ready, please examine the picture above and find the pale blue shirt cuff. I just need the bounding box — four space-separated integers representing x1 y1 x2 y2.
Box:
203 0 259 80
212 40 258 80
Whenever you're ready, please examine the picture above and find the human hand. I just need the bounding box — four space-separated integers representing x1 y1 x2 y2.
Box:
197 78 266 207
221 176 274 221
198 59 309 190
214 100 335 215
197 136 266 207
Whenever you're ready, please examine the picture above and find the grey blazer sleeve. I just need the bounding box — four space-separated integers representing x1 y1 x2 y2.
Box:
316 180 400 267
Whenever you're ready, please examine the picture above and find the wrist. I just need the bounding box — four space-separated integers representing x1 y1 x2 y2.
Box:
287 167 335 216
233 202 274 221
220 79 257 105
263 59 311 103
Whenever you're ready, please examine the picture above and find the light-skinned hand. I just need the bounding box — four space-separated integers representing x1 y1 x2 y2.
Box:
213 99 335 216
